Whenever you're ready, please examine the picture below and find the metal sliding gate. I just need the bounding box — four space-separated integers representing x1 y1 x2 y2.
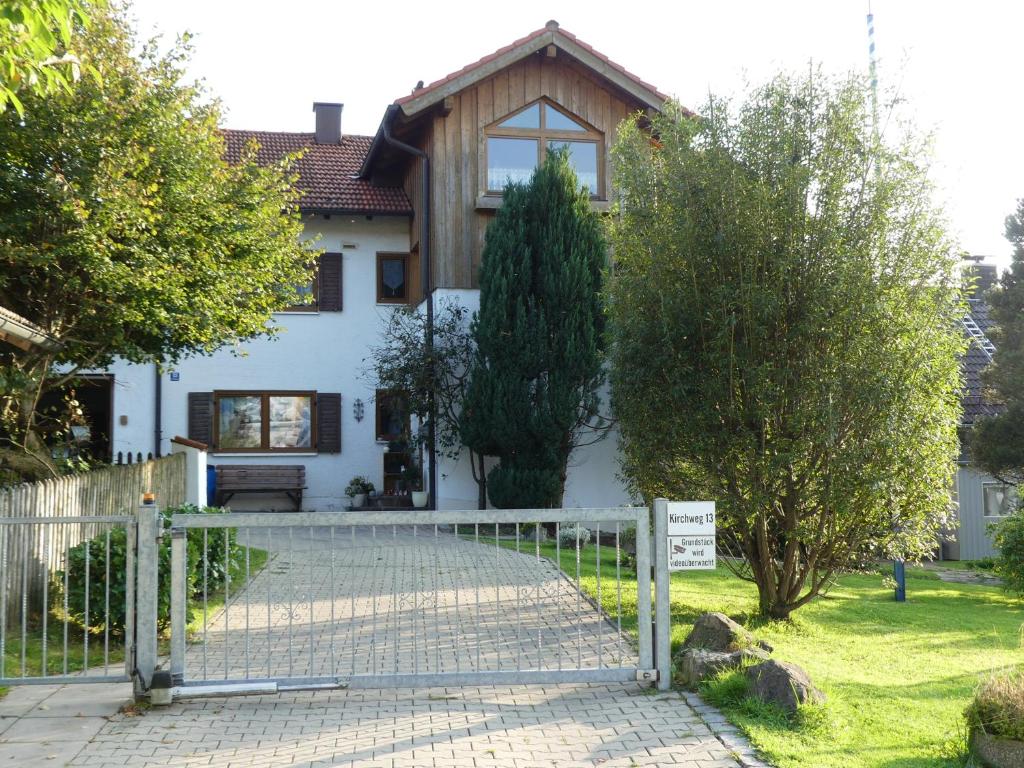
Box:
0 515 136 687
168 508 656 696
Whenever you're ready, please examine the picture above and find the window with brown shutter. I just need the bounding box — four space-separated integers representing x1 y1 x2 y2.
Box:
318 253 343 311
317 393 342 453
193 390 342 454
187 392 214 446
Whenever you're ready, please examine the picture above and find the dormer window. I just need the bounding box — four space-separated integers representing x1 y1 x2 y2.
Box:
485 99 602 197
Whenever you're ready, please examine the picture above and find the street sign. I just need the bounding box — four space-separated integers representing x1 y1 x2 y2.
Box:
666 501 716 570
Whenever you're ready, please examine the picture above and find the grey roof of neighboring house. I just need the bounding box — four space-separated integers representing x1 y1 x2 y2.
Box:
961 296 1001 428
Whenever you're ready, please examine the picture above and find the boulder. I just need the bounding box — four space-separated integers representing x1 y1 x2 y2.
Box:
683 612 773 653
676 646 770 688
744 660 825 714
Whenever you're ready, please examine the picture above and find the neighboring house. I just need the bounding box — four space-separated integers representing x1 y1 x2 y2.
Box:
949 262 1018 559
0 305 59 352
100 21 661 510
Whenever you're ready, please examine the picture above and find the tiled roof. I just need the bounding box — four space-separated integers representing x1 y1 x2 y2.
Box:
962 297 1001 427
222 131 411 215
395 23 668 109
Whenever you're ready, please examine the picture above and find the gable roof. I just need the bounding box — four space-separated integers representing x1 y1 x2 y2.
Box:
360 21 672 179
223 130 411 215
395 21 667 117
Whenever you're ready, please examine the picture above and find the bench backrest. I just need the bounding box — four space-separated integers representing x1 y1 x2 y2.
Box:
215 464 306 490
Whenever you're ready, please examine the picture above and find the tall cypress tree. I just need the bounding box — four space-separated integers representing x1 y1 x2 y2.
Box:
461 150 607 508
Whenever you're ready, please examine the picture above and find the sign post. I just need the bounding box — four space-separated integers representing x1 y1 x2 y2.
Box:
652 499 717 691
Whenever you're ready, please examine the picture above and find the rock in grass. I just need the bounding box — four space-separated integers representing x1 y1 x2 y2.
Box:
682 612 773 653
675 647 771 688
744 660 825 714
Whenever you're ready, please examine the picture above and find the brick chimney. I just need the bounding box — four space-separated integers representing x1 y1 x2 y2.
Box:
313 102 343 144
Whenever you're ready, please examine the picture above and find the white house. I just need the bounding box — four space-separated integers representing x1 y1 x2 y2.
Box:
99 21 654 512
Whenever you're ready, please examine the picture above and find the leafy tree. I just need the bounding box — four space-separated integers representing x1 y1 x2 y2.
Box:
608 72 965 619
972 198 1024 486
0 7 312 478
366 299 489 508
461 150 609 509
1 0 101 114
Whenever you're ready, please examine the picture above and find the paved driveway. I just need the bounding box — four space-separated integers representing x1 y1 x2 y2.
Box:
2 525 767 767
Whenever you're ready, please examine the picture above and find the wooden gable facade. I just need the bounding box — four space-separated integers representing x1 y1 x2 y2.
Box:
363 23 665 295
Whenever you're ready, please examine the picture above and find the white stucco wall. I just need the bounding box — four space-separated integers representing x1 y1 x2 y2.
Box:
103 226 633 512
105 214 411 511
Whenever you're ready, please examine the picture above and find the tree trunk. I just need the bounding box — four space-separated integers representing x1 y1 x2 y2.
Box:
474 450 488 510
1 355 59 480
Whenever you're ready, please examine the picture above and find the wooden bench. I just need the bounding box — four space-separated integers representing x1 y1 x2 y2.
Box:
214 465 306 511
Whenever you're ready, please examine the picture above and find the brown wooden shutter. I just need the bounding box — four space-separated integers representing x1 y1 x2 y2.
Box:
317 393 341 453
318 253 343 311
187 392 214 447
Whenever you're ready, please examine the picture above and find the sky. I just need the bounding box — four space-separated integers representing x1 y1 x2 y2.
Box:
129 0 1021 272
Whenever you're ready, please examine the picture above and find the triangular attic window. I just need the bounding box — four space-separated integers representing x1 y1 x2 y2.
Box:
498 103 540 129
544 104 586 131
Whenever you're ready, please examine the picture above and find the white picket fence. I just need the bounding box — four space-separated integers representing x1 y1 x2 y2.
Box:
0 454 187 621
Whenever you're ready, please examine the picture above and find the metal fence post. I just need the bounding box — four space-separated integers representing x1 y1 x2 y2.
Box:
635 507 653 677
169 527 187 684
652 498 671 691
133 498 160 698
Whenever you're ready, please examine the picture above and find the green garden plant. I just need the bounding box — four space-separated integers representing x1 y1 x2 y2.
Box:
57 504 243 635
965 669 1024 742
608 71 965 619
461 149 609 509
0 5 311 480
991 509 1024 597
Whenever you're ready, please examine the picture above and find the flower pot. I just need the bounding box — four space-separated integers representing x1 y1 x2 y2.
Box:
411 491 428 508
972 731 1024 768
351 493 366 508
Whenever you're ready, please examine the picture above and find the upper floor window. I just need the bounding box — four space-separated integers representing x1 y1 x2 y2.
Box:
377 252 409 304
485 99 602 197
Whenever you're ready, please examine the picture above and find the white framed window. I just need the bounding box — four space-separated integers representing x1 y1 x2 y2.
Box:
983 482 1019 518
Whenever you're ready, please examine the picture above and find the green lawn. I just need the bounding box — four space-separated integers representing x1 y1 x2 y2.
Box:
506 537 1023 768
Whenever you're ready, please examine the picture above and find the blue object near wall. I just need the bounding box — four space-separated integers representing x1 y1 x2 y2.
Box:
207 464 217 507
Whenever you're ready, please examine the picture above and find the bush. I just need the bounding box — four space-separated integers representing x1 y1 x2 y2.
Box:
556 523 592 548
966 669 1024 741
967 556 998 572
57 504 242 636
991 509 1024 596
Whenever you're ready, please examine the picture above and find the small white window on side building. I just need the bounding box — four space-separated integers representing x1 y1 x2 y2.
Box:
982 483 1019 518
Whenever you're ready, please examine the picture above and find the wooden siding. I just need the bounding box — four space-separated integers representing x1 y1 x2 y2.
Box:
419 52 647 290
955 465 1001 560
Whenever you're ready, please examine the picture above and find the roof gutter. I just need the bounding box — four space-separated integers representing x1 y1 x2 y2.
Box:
379 105 437 511
0 307 61 352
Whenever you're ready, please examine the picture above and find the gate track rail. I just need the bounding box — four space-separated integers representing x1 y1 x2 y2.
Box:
169 508 653 694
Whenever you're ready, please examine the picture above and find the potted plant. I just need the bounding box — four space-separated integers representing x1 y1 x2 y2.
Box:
345 476 374 508
401 463 428 508
966 669 1024 768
